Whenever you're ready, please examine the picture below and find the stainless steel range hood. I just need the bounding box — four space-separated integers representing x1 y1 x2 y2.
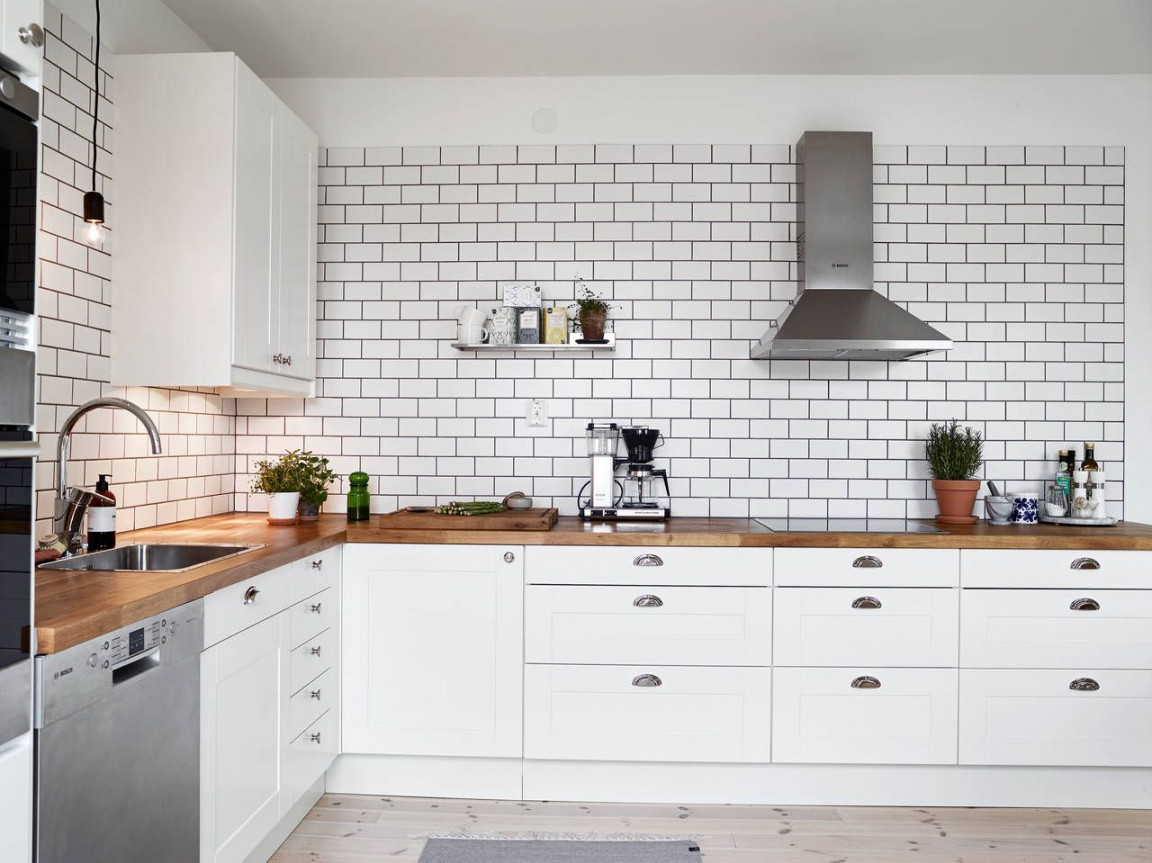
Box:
751 131 952 361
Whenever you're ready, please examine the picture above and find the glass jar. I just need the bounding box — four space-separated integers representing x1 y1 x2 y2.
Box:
347 471 371 522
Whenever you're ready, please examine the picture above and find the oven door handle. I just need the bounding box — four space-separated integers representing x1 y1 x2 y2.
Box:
0 441 40 458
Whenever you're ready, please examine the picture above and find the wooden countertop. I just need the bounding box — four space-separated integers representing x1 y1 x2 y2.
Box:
35 514 346 654
348 515 1152 549
36 512 1152 654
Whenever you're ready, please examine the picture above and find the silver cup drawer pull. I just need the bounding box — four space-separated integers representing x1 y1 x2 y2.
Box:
851 676 882 690
633 594 664 608
1069 677 1100 691
1071 557 1100 570
852 555 883 569
633 554 664 567
631 673 663 687
1070 598 1100 611
242 586 259 605
851 596 882 610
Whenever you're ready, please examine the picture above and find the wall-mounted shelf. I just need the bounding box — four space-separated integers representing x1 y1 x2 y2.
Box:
452 334 616 353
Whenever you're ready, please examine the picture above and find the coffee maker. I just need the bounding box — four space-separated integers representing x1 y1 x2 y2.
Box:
578 422 671 520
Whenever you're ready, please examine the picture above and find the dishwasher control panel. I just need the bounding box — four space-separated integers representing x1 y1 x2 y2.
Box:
109 617 163 667
35 598 205 728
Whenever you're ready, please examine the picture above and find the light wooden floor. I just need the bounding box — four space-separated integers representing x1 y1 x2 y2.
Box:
269 794 1152 862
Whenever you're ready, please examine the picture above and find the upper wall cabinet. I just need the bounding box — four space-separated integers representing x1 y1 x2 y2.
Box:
0 0 44 76
113 53 318 397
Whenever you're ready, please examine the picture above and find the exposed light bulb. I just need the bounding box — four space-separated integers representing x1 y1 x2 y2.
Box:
83 220 105 248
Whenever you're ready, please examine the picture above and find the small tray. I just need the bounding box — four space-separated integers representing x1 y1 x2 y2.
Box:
1039 514 1118 527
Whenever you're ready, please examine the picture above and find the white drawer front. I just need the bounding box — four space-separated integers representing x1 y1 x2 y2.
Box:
961 549 1152 588
203 565 293 648
525 585 771 666
774 588 958 667
288 545 340 601
959 669 1152 766
288 588 334 650
290 628 333 694
961 589 1152 669
283 709 337 809
773 667 959 765
775 548 959 587
526 547 771 587
524 664 771 763
288 668 332 740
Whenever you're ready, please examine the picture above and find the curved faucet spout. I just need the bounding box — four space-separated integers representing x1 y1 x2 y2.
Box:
55 397 163 500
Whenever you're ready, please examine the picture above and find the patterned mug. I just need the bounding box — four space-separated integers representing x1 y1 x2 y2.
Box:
1010 494 1039 524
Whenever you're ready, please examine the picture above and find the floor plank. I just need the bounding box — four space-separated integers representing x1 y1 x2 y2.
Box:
269 794 1152 863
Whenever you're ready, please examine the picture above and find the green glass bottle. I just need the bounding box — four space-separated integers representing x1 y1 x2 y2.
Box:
347 471 371 522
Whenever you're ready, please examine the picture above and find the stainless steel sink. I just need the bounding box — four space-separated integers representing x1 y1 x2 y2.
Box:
39 543 263 572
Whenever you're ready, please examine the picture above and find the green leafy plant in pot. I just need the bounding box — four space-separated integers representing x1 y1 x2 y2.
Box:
925 420 984 524
569 282 613 341
297 452 337 521
250 449 308 525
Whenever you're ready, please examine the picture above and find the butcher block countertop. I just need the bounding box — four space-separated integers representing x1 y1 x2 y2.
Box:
347 515 1152 549
35 514 346 654
35 512 1152 653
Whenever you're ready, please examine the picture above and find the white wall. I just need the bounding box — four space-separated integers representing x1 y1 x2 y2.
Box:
52 0 209 54
268 74 1152 522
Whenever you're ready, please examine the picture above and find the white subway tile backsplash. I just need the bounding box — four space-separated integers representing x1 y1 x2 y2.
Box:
232 139 1126 518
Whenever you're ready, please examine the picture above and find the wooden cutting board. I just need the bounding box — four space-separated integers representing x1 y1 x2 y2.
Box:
377 507 559 531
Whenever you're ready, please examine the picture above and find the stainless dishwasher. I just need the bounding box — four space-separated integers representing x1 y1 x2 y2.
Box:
34 599 203 863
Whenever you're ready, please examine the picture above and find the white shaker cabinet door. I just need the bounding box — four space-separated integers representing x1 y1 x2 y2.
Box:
274 105 318 381
231 61 279 377
201 613 288 863
342 544 524 758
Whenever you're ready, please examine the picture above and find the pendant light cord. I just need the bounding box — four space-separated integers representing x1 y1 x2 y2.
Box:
91 0 100 191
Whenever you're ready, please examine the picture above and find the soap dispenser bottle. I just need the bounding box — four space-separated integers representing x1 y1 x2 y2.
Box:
88 474 117 551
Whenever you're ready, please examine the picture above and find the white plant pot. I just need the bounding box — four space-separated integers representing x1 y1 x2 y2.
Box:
266 491 300 523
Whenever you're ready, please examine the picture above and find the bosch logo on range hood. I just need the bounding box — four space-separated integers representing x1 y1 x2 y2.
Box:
751 131 952 361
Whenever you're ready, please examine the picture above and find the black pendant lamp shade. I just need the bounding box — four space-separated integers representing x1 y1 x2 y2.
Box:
83 188 104 224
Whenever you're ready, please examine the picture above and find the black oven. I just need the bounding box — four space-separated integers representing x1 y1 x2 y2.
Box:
0 68 37 751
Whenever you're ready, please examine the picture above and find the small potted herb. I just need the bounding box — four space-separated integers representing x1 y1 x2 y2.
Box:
569 282 613 341
925 420 984 524
250 450 307 524
297 452 337 521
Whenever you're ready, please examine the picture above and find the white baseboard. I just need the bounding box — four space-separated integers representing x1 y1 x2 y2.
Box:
524 760 1152 809
328 754 523 800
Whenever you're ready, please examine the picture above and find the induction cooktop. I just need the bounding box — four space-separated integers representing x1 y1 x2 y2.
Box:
755 518 946 534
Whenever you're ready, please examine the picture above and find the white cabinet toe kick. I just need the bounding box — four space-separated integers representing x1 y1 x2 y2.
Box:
330 543 1152 809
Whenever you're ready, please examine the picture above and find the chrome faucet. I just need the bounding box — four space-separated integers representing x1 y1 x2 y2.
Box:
54 397 162 554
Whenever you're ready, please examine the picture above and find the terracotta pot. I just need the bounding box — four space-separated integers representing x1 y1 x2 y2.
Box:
579 310 607 340
932 479 981 524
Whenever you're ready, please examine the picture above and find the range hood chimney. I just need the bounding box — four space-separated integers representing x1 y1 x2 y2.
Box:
751 131 952 361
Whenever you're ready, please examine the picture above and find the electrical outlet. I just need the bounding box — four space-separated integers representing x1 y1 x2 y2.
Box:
527 399 548 427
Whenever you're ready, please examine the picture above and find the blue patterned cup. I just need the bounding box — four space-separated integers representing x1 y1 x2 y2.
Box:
1011 494 1039 524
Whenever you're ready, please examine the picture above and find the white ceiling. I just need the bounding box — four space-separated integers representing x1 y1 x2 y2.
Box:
157 0 1152 78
